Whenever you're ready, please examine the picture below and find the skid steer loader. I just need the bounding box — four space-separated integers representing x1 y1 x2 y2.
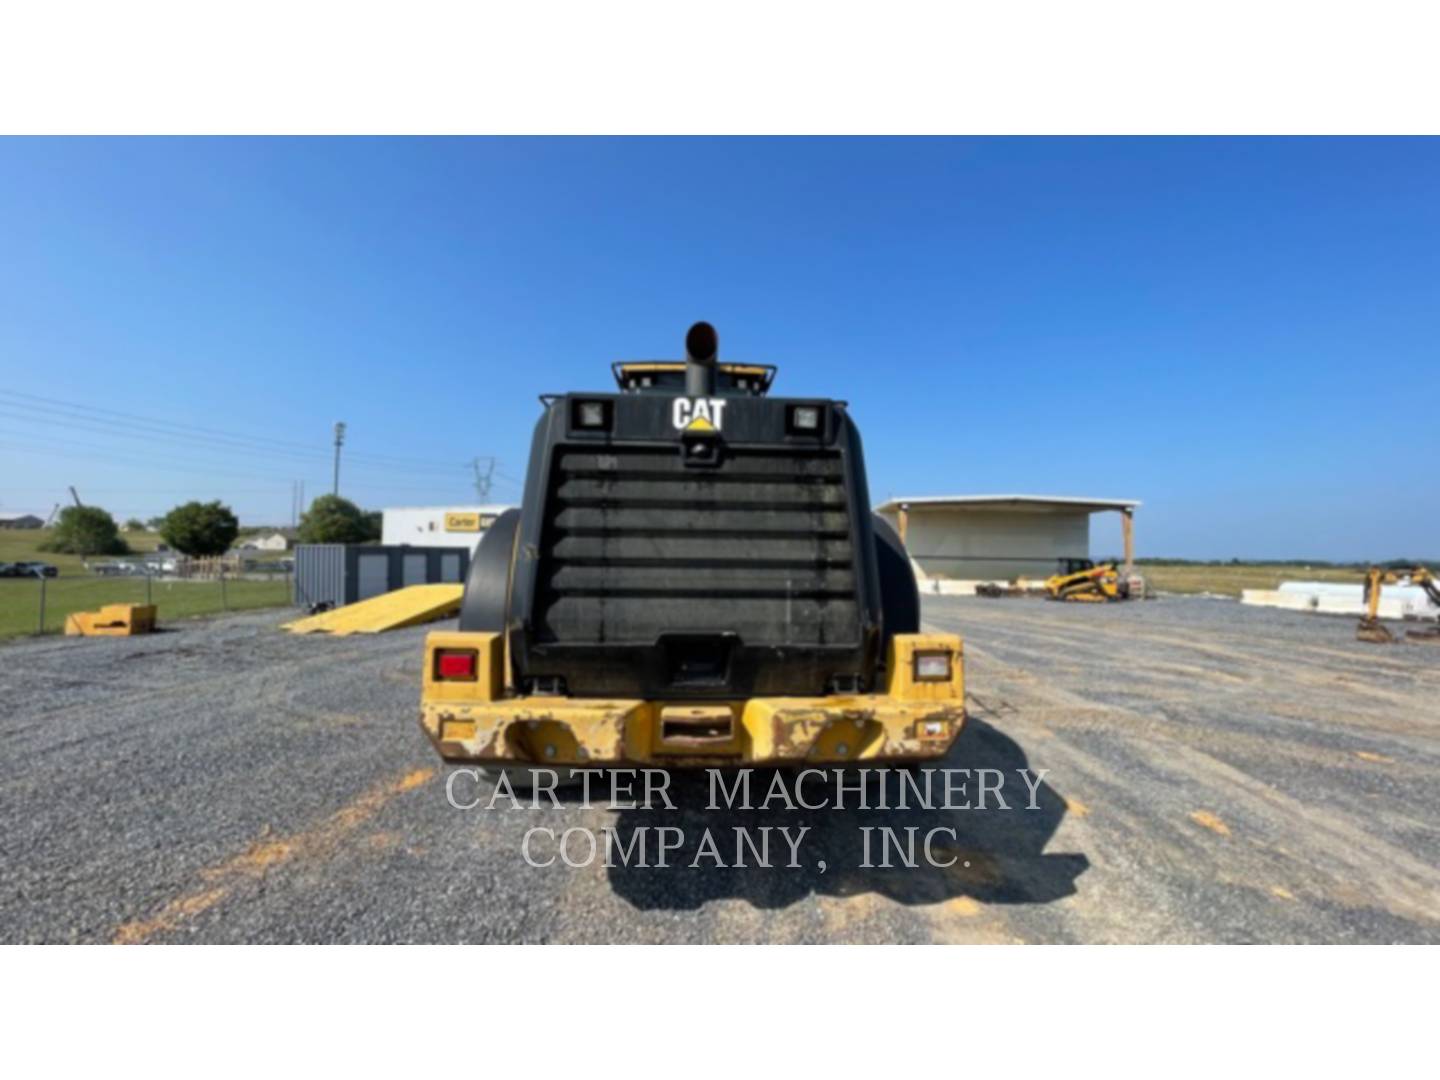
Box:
1044 560 1127 602
418 322 964 773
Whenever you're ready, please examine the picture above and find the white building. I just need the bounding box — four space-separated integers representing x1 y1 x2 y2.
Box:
236 532 290 552
875 495 1140 587
381 505 513 550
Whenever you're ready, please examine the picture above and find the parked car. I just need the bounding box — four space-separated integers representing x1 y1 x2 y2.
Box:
92 561 144 576
0 562 19 578
13 561 58 578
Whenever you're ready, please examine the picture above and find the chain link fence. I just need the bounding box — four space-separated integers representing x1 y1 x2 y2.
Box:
0 568 294 638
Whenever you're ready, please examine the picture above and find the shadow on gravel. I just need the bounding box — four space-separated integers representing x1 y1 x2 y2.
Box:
604 718 1088 912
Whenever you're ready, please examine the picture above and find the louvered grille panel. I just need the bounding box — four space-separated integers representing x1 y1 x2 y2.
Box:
535 446 859 646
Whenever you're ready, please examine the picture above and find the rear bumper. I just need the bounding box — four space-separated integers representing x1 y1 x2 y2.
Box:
421 694 964 766
418 630 965 767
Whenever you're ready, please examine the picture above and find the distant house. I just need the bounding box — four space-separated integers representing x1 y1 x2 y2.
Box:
0 513 43 529
235 531 290 552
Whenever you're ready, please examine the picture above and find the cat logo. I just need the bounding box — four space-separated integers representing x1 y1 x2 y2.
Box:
672 397 727 433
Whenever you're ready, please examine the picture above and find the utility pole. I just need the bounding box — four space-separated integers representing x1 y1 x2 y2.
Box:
332 422 346 497
472 457 496 502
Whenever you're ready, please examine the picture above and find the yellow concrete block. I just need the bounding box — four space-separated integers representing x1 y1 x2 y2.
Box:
64 604 157 637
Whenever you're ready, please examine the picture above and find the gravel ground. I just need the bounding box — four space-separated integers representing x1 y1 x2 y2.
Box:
2 596 1437 943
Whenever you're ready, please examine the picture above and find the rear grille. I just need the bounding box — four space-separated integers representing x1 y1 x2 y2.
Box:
535 446 859 647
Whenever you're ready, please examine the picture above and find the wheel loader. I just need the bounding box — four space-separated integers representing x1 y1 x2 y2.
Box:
418 322 965 773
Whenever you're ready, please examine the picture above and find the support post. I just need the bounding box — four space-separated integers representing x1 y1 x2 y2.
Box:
1121 508 1134 575
897 503 909 547
332 421 346 497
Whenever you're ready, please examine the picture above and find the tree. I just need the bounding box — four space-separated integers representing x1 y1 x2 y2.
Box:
40 506 129 556
297 495 381 544
123 518 145 532
160 500 240 556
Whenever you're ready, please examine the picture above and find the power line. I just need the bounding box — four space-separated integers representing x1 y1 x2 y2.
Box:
0 387 466 468
0 438 307 483
0 439 497 497
471 457 496 500
0 390 476 472
0 406 472 478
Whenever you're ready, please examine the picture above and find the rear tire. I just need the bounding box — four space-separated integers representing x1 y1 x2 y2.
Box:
872 512 920 639
459 508 521 632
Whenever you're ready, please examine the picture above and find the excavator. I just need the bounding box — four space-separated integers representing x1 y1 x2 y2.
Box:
1357 565 1440 644
1044 559 1128 602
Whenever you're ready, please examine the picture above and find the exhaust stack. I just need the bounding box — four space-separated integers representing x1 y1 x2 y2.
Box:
685 321 718 397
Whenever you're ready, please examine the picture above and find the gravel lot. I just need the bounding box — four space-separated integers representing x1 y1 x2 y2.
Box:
3 595 1437 943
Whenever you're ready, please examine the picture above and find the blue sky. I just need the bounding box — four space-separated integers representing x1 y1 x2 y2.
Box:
0 137 1435 560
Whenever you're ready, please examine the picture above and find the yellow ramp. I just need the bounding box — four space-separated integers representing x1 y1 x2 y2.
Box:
282 584 463 636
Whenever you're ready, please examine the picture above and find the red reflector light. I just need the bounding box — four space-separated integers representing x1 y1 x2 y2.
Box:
436 650 477 681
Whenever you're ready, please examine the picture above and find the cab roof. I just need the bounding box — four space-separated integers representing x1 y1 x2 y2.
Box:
611 361 777 396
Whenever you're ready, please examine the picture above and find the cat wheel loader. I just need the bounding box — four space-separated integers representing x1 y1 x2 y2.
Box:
418 322 965 775
1357 566 1440 644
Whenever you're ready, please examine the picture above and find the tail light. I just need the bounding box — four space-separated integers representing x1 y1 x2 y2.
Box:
435 649 478 681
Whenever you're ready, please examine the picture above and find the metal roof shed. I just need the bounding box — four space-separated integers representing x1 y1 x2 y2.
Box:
874 495 1142 583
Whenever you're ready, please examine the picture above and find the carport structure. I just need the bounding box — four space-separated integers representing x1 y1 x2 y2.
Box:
875 495 1140 585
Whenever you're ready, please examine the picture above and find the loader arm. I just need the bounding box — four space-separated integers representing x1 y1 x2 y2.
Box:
1357 565 1440 644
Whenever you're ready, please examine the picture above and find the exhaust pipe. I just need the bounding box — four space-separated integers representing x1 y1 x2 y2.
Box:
685 321 718 396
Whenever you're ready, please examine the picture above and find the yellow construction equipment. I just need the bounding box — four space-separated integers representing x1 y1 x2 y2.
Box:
419 321 965 775
283 583 463 636
1357 566 1440 644
1044 561 1127 602
64 603 157 637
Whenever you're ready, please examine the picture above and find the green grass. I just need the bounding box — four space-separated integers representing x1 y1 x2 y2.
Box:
1139 562 1365 596
0 528 291 639
0 576 292 638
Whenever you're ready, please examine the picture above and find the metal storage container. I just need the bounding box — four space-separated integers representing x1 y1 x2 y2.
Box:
293 544 469 610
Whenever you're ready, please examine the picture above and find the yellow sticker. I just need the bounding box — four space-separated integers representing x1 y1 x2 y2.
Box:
445 512 482 532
